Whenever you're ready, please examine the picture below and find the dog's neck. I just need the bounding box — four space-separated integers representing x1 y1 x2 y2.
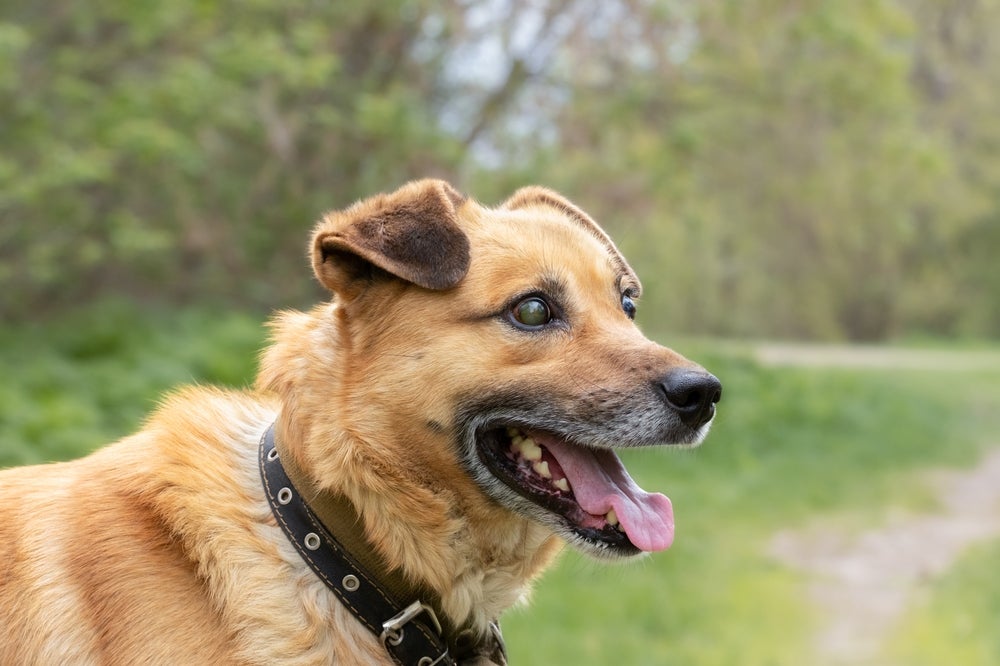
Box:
262 423 509 664
257 307 563 639
271 424 442 612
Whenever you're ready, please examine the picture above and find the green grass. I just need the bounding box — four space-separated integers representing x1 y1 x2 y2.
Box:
3 303 999 664
0 300 264 466
886 541 1000 666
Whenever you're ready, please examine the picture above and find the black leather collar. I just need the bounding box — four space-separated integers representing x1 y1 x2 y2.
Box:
258 424 507 665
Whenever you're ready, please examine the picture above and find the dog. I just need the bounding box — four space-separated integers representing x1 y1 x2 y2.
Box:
0 180 721 665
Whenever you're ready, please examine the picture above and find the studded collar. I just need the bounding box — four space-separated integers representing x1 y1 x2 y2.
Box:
258 423 507 666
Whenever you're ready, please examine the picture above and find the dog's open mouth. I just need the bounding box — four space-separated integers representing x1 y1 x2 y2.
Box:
476 426 674 555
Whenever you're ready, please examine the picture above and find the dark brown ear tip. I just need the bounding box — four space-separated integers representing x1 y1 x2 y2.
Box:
428 244 470 290
417 268 467 290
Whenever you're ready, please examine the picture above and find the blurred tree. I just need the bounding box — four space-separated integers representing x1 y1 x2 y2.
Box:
467 0 1000 340
0 1 469 315
1 0 998 339
904 0 1000 337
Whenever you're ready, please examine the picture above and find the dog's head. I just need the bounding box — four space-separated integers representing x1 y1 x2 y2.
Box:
262 179 720 567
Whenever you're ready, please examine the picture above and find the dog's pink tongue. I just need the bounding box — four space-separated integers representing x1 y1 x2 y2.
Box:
542 438 675 552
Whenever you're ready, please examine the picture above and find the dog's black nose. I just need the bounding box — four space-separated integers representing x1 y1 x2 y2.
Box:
657 369 722 429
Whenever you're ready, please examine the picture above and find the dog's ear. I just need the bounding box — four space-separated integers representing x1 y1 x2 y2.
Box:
311 179 471 298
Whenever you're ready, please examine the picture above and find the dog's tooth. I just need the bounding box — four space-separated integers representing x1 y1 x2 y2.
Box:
532 460 551 479
506 427 520 438
510 439 522 455
554 478 570 493
606 509 618 526
520 438 542 462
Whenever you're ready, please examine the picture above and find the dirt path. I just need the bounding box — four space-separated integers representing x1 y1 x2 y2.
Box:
757 342 1000 664
753 342 1000 372
770 448 1000 664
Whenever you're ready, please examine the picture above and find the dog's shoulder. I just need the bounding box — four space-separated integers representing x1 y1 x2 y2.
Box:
0 385 279 664
129 385 277 502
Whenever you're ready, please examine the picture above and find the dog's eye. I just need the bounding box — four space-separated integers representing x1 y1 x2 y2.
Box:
512 297 552 328
622 294 636 320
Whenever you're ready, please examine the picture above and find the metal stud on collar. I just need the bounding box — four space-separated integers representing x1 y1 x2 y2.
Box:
304 532 321 550
343 574 360 591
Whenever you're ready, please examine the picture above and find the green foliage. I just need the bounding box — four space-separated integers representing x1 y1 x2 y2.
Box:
2 0 1000 339
0 301 264 466
503 0 997 341
466 0 1000 341
0 1 464 316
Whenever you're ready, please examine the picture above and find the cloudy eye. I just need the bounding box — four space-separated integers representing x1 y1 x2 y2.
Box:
622 294 637 320
512 297 552 328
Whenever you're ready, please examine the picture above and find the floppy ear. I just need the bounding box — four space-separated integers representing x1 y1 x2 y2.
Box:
311 179 471 298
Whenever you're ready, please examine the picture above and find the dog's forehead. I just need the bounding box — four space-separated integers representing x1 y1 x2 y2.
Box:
464 202 641 297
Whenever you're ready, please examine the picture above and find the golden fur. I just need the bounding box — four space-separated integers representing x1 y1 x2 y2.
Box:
0 180 718 664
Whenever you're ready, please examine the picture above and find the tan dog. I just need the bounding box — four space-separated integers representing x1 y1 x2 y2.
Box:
0 180 720 665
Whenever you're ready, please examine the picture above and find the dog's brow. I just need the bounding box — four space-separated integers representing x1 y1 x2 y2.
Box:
537 274 569 302
617 273 640 298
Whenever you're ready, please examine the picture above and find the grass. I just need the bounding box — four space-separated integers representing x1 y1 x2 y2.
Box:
3 302 999 664
0 300 263 466
886 541 1000 665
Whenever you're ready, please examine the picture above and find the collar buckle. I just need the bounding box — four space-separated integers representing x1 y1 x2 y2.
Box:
381 600 444 648
381 600 450 664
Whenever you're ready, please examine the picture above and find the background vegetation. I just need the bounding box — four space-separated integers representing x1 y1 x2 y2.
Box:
3 0 1000 340
3 2 1000 664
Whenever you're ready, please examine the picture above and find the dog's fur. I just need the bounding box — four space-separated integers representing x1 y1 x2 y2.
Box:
0 180 718 664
